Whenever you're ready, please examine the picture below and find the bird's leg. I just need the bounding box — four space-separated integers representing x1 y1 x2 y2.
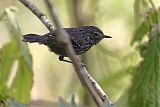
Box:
58 55 86 67
59 55 72 63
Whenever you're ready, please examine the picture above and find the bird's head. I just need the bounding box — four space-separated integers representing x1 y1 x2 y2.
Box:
79 26 112 44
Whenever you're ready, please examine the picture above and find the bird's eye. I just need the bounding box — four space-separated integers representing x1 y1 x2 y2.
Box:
94 32 99 36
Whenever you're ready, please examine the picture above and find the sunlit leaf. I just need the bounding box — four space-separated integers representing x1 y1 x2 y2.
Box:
0 6 33 103
5 6 32 68
0 40 16 94
6 6 33 103
10 57 33 103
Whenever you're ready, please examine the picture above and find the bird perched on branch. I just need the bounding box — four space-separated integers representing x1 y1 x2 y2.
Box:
23 26 112 63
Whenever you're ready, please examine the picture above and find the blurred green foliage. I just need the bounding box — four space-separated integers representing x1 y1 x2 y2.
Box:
0 0 160 107
115 0 160 107
128 0 160 107
0 6 33 105
129 26 160 107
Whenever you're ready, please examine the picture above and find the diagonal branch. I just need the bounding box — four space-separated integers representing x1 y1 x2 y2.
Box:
19 0 112 106
19 0 55 31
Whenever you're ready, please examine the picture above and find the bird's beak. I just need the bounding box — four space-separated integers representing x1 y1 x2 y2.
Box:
103 35 112 38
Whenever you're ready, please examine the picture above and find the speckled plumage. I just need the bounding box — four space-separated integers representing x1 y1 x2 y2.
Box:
23 26 111 63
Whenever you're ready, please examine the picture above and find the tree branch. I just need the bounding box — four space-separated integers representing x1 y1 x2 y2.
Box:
19 0 55 31
19 0 112 106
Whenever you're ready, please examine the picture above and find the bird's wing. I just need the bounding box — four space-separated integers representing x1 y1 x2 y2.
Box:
69 32 84 48
69 32 92 54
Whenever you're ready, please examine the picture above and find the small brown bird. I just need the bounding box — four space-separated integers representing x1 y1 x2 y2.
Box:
23 26 112 63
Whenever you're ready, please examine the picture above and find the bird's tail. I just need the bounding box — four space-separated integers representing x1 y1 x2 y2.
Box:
23 34 47 44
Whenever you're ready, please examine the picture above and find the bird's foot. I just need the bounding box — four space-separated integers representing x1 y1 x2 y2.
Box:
58 55 87 67
59 55 72 63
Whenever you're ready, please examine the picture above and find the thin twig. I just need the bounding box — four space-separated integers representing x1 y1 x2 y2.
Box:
19 0 112 106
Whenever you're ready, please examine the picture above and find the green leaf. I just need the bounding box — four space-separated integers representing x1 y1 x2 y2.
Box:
6 7 33 103
5 6 32 68
0 40 16 94
131 19 149 45
129 26 160 107
0 6 33 103
10 57 33 103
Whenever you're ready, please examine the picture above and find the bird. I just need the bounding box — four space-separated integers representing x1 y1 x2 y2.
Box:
23 26 112 63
